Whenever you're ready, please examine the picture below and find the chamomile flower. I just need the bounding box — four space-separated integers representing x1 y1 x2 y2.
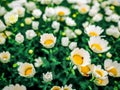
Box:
78 4 90 14
88 37 110 53
18 63 36 78
92 65 108 79
55 6 70 17
104 59 120 77
40 33 56 48
94 76 109 86
70 48 91 66
85 25 104 37
2 84 26 90
0 51 10 63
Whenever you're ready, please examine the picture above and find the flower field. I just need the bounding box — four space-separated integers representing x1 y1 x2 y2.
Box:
0 0 120 90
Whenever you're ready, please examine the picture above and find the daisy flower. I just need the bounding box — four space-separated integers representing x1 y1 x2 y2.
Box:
40 33 56 48
0 51 10 63
88 36 110 53
85 25 104 37
70 48 91 66
18 62 36 78
104 59 120 77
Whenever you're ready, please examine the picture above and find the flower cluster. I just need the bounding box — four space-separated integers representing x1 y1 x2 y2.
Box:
0 0 120 89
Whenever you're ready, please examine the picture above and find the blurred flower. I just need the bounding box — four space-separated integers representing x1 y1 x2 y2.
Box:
106 52 112 58
12 6 25 17
61 84 75 90
104 59 120 77
32 21 39 30
0 6 7 16
92 13 103 22
74 29 82 36
25 30 37 40
78 4 90 14
44 7 55 18
53 0 63 5
43 72 53 82
94 76 109 86
61 37 69 47
4 12 18 25
70 48 91 66
51 86 61 90
32 9 42 19
18 62 36 78
15 33 24 44
41 0 52 5
55 6 70 17
88 37 110 53
69 42 77 50
52 21 60 31
0 51 10 63
25 17 32 25
92 65 108 79
85 25 104 37
40 33 56 48
34 57 43 67
106 25 120 38
65 17 76 26
25 2 36 12
2 84 26 90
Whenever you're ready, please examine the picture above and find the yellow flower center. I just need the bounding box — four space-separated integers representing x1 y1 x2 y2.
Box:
73 54 83 65
9 15 16 23
52 86 61 90
97 78 103 84
91 44 102 51
58 11 65 16
81 7 87 13
25 67 32 75
95 70 104 77
3 54 8 60
44 39 54 45
108 67 117 76
89 32 98 36
81 66 90 76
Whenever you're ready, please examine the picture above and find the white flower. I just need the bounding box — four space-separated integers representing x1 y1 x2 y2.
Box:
105 7 113 16
0 35 6 45
0 20 6 32
34 57 43 67
4 12 18 25
55 6 70 17
52 21 60 31
70 48 91 66
104 59 120 77
25 30 37 40
25 17 32 25
92 13 103 22
43 72 53 82
85 25 104 37
12 6 25 17
65 17 76 26
40 33 56 48
92 65 108 79
32 9 42 19
18 62 36 78
106 26 120 38
67 0 77 4
69 42 77 50
74 29 82 35
89 6 100 16
94 76 109 86
110 14 120 22
2 84 26 90
41 0 52 5
65 28 77 39
32 21 39 30
53 0 63 5
0 6 7 16
25 2 36 12
78 4 90 14
77 64 93 77
15 33 24 44
61 84 74 90
0 51 10 63
88 37 110 53
61 37 69 47
45 7 55 18
106 52 112 58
